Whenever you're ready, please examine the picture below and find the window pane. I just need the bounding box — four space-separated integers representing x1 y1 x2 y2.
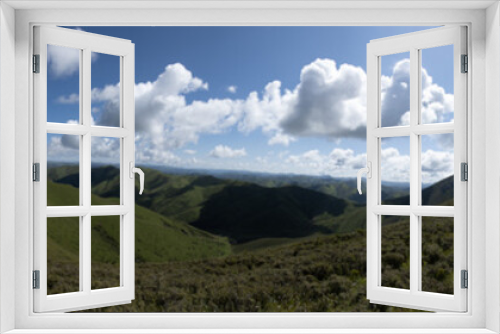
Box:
381 215 410 290
91 137 121 205
381 137 410 204
421 45 454 124
47 44 80 123
91 52 121 127
380 52 410 127
47 134 80 206
421 217 454 294
47 217 80 295
91 216 120 289
421 134 454 206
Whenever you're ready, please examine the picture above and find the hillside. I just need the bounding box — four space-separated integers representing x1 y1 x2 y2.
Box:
384 175 454 206
47 181 232 294
82 217 452 312
47 165 454 312
191 184 348 243
49 165 353 242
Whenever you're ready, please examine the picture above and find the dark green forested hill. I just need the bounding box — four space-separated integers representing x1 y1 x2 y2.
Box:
191 184 348 243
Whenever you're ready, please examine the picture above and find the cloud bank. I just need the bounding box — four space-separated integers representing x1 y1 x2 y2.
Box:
51 58 454 181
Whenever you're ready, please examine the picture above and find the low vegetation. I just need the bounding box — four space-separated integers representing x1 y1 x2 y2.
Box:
46 166 454 312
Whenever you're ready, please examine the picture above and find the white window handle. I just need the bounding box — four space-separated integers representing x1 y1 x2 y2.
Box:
357 161 372 195
129 161 145 195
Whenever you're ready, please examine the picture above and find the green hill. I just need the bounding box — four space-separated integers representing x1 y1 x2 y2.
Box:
192 184 348 243
47 165 454 248
49 166 352 243
47 181 232 295
384 175 454 206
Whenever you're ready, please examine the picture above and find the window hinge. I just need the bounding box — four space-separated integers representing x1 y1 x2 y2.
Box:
33 54 40 73
461 162 468 181
461 270 468 289
33 163 40 182
461 54 468 73
33 270 40 289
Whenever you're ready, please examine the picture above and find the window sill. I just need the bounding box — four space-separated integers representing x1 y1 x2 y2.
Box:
4 329 497 334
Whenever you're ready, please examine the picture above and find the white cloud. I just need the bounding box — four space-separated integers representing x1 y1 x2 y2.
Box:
209 145 247 158
380 147 411 183
47 45 98 78
381 59 454 126
57 93 79 104
421 149 454 183
48 134 120 164
282 146 449 183
184 149 197 155
285 148 367 177
55 59 453 170
47 135 79 162
227 85 237 93
280 59 367 138
91 137 120 161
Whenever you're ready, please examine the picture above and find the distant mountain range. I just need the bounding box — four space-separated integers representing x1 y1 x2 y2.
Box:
48 162 418 204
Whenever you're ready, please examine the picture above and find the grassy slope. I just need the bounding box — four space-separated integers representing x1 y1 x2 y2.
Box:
47 181 231 266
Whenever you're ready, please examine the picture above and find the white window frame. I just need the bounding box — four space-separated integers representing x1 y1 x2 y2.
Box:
366 26 467 312
33 26 136 313
1 1 499 333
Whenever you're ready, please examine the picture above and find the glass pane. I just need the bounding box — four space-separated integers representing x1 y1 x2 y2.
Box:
47 134 80 206
47 217 80 295
381 215 410 290
91 216 120 289
381 137 410 204
421 45 454 124
47 44 80 123
421 134 454 206
91 137 121 205
380 52 410 127
91 52 121 127
421 216 454 294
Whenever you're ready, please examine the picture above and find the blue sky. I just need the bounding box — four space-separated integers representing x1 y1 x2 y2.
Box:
47 26 455 183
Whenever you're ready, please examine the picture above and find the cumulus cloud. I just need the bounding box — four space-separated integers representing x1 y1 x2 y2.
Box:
381 59 454 126
47 134 120 164
55 58 453 170
57 93 79 104
380 147 411 182
421 149 454 183
283 145 451 183
227 85 237 93
91 137 120 161
285 148 367 177
184 149 197 155
209 145 247 158
281 59 367 138
47 135 80 162
47 45 98 78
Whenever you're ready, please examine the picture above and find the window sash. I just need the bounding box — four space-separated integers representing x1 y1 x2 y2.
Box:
32 26 136 313
366 26 467 312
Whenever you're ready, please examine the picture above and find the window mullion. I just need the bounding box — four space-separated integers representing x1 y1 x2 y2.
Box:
82 47 92 294
409 47 420 294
